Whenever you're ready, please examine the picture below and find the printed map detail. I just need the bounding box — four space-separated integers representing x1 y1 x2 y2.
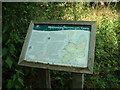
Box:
25 29 90 68
62 41 87 62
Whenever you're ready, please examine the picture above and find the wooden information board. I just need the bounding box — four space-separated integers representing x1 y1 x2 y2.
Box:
18 20 96 74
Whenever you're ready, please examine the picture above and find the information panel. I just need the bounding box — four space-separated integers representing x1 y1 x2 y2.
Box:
25 24 90 67
18 21 96 74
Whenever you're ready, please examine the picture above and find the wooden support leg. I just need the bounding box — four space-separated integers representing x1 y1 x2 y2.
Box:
72 73 84 89
36 69 51 88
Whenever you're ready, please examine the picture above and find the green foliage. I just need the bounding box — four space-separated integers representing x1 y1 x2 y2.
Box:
6 69 24 88
5 56 13 69
85 15 120 88
51 71 72 88
2 2 38 89
2 2 120 89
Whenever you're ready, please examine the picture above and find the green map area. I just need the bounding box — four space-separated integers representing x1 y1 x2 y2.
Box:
62 41 87 62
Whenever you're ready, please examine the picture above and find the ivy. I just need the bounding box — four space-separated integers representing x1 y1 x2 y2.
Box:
5 56 13 69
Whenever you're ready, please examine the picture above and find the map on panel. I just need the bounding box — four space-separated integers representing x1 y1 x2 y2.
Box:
24 24 91 67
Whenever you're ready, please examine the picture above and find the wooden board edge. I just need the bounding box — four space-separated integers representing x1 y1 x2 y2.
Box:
18 60 92 74
32 20 96 25
18 21 34 64
87 21 96 73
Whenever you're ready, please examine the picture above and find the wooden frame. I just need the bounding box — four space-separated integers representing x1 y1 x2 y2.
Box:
18 20 96 74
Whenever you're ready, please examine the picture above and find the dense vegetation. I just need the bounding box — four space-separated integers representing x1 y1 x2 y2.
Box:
2 2 120 89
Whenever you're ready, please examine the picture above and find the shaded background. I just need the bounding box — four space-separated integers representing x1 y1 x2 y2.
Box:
2 2 120 89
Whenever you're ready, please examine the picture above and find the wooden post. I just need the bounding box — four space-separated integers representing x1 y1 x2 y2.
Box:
35 69 51 88
72 73 84 89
